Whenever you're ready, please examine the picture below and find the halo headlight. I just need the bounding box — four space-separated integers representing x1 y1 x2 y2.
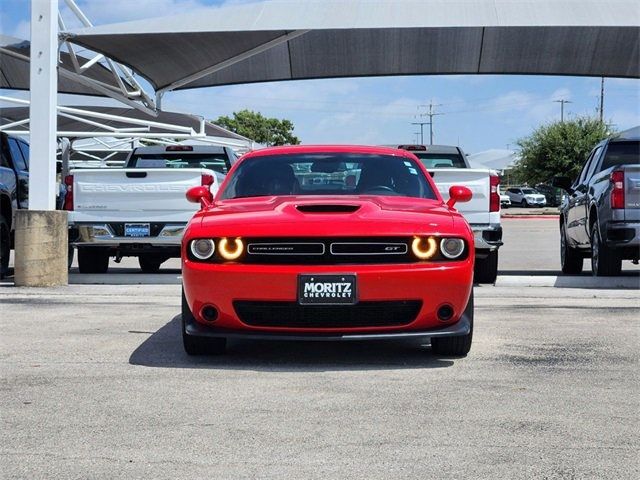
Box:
440 238 465 259
190 239 215 260
411 236 438 260
218 237 244 260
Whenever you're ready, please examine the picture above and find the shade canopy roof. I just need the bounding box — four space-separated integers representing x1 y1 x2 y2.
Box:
67 0 640 93
0 35 116 96
0 105 248 141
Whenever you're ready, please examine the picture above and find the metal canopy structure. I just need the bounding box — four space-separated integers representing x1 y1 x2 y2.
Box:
66 0 640 101
0 97 253 166
0 104 248 141
0 34 117 96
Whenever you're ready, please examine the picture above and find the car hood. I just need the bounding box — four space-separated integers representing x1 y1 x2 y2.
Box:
194 195 463 237
525 194 546 199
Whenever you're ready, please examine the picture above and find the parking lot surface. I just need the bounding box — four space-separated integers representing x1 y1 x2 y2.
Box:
1 283 638 479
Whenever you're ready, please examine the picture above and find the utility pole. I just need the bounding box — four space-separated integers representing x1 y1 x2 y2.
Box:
599 77 605 123
411 121 429 144
554 99 572 122
417 101 443 145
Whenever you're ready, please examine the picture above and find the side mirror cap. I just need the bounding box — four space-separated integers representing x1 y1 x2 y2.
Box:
186 186 213 208
552 176 573 192
446 185 473 208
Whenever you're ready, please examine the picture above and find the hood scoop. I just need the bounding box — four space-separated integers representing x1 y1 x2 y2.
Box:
296 204 361 214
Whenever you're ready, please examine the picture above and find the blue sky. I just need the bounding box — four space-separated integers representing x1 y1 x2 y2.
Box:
1 0 639 153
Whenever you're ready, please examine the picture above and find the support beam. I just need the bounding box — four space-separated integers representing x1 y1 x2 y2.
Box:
29 0 58 210
17 0 68 287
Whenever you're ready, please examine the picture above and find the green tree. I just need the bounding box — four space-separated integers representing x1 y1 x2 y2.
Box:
512 117 614 185
213 109 300 146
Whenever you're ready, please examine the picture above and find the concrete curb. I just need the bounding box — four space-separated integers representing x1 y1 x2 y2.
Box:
495 275 639 289
69 273 182 285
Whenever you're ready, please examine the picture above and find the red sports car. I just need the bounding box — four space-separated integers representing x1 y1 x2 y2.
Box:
181 145 475 356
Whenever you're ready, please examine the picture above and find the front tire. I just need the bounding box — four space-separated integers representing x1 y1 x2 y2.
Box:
522 199 529 208
77 247 110 274
560 224 583 274
591 225 621 277
474 250 498 284
182 287 226 355
431 290 473 356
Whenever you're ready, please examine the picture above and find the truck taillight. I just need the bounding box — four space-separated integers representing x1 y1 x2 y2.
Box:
63 175 74 211
610 170 625 209
201 174 214 187
489 174 500 212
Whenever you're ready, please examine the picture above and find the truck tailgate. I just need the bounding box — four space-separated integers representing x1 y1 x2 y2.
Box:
429 168 491 225
72 168 213 222
624 165 640 221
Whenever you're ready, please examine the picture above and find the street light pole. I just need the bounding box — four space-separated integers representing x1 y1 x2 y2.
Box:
417 102 443 145
411 122 429 144
554 99 572 122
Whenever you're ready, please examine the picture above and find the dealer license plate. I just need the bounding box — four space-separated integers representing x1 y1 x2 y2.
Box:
124 223 150 237
298 274 357 305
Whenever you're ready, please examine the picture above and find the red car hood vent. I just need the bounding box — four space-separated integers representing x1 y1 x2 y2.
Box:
296 204 361 214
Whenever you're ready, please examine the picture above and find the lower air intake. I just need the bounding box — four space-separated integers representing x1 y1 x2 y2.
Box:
233 300 422 328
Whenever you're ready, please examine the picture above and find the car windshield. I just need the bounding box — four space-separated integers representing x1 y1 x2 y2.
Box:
128 153 229 174
412 153 467 169
521 188 538 194
600 141 640 171
220 153 437 200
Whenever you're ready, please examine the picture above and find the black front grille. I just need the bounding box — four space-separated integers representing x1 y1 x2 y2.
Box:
244 237 415 264
233 300 422 328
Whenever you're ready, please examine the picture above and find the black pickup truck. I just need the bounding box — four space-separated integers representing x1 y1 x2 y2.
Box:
0 132 30 278
554 131 639 276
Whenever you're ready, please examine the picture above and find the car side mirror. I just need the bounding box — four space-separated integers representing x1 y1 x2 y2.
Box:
552 176 573 193
186 186 213 208
446 185 473 208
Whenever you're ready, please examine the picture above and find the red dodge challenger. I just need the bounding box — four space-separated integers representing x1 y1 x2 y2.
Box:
181 145 475 356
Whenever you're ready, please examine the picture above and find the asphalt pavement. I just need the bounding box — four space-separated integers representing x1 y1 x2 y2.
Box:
1 284 638 479
1 215 639 478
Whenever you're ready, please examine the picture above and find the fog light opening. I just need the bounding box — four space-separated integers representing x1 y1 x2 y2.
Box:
437 304 454 322
200 305 219 322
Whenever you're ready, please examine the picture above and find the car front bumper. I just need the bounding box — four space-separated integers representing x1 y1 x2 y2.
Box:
70 223 186 246
182 260 474 336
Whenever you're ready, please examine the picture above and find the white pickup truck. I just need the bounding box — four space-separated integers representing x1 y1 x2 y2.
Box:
66 145 237 273
394 144 503 283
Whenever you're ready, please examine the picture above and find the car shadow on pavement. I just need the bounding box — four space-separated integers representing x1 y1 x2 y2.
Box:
128 315 456 372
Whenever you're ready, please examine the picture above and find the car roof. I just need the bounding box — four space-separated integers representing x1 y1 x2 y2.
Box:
242 144 416 159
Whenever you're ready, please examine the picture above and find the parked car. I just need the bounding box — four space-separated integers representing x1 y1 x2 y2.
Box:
181 145 475 356
393 144 502 283
535 183 563 207
553 131 639 276
498 185 511 208
506 187 547 207
0 132 29 278
66 145 237 273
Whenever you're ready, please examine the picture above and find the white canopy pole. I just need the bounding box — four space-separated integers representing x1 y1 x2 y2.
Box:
29 0 58 210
